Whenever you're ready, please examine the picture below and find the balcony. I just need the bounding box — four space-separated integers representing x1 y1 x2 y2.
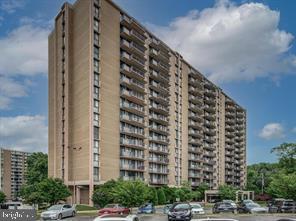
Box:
149 145 169 155
149 136 169 145
149 178 168 185
204 128 216 136
120 151 144 161
203 151 215 157
121 89 145 105
149 103 169 115
204 97 216 106
149 157 169 164
150 70 170 84
189 104 203 114
189 86 203 97
149 124 169 135
188 172 202 178
189 138 202 146
149 81 170 95
120 63 146 82
189 163 202 170
120 52 146 70
226 111 235 118
149 113 169 125
189 95 203 106
120 14 145 36
226 105 236 112
204 89 216 98
189 129 203 138
204 120 215 129
204 113 215 122
120 127 144 139
189 78 203 89
204 143 216 150
150 48 170 63
226 132 235 138
189 155 203 162
203 167 214 172
120 102 145 116
120 39 146 57
188 147 203 154
149 168 169 174
120 139 145 150
150 59 170 73
189 120 202 130
120 164 145 172
120 75 146 93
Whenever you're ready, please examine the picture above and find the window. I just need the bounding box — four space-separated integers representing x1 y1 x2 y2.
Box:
94 46 99 60
94 126 99 140
94 99 99 108
94 6 100 18
94 59 99 73
94 113 99 121
94 32 99 46
94 73 99 85
94 19 99 32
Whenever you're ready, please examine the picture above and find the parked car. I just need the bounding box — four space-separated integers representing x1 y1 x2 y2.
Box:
241 199 254 204
276 219 296 221
189 203 205 215
279 200 296 213
269 199 296 213
212 202 237 214
222 200 237 209
98 204 130 216
137 203 155 214
93 214 139 221
238 203 268 214
40 204 76 220
268 198 286 213
164 204 173 214
168 202 192 221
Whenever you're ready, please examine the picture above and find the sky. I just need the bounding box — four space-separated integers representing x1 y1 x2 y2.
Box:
0 0 295 165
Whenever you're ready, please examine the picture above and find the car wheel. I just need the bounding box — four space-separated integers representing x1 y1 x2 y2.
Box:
58 214 62 220
72 211 76 217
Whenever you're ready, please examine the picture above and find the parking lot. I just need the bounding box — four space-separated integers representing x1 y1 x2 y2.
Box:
52 213 296 221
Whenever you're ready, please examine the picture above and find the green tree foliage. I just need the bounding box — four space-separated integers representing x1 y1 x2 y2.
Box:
246 163 278 194
195 183 209 200
21 178 71 206
26 152 48 185
218 185 237 200
92 180 117 208
38 178 71 205
174 182 194 202
150 188 158 205
0 191 6 204
271 143 296 174
267 173 296 200
111 179 150 207
157 188 166 205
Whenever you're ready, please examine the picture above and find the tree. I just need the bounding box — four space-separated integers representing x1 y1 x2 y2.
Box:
20 185 45 206
246 163 278 194
271 143 296 174
149 188 158 205
195 183 209 200
218 185 237 200
267 173 296 200
92 180 117 208
157 188 166 205
38 178 71 205
26 152 48 185
0 191 6 204
111 179 150 207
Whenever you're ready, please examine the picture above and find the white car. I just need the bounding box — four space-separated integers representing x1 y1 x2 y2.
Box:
40 204 76 220
190 203 205 215
93 214 140 221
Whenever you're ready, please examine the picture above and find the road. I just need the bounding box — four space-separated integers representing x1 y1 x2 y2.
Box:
57 214 296 221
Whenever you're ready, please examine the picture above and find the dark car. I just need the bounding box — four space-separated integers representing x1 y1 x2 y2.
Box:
168 202 192 221
137 203 155 214
238 203 268 214
212 202 237 214
268 199 295 213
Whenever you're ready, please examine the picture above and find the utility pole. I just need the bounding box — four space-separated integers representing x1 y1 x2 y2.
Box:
261 173 264 194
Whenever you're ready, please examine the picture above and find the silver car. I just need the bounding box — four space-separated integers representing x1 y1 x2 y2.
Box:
41 204 76 220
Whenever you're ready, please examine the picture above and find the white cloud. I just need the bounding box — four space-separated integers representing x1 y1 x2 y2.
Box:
259 123 285 140
0 115 48 153
149 0 295 83
0 21 50 109
0 24 50 76
0 76 27 109
0 0 25 13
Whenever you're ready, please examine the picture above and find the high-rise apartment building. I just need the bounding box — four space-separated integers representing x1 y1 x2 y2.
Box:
48 0 247 205
0 148 30 200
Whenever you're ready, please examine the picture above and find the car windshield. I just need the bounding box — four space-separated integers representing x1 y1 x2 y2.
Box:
248 203 260 208
191 204 201 208
48 205 62 211
172 204 190 211
105 204 117 208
